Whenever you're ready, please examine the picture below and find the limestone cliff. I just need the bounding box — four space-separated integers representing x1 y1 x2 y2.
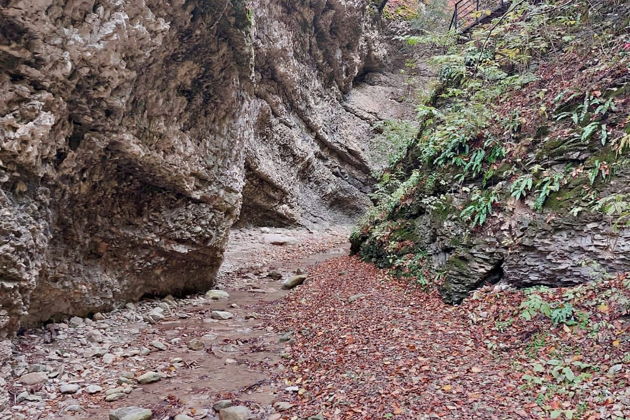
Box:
0 0 415 336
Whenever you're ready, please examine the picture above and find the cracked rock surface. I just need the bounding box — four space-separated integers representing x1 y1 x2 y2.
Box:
0 0 416 336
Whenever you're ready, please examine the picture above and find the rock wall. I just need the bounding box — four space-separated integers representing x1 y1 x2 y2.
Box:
0 0 415 336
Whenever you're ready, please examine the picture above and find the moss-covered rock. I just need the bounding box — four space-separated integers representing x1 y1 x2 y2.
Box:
352 0 630 303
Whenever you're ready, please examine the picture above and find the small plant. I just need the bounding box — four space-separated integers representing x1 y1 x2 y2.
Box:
533 173 563 211
460 190 498 227
511 174 534 200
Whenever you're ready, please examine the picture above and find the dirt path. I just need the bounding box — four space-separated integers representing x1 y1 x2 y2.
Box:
264 257 536 419
3 227 350 420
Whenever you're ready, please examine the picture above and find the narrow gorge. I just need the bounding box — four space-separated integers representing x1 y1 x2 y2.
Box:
1 0 628 419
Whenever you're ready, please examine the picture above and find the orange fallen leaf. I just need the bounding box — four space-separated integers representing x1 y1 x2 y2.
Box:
442 384 453 392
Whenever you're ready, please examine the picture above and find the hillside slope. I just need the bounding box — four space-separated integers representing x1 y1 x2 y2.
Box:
352 0 630 303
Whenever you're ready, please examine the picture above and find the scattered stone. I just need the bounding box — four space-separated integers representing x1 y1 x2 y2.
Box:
106 386 132 395
278 331 293 343
225 358 237 365
103 353 116 364
211 311 234 320
60 383 80 394
16 392 43 403
348 293 366 303
213 400 233 411
105 392 126 402
608 364 623 374
273 402 294 412
147 307 166 322
28 364 48 373
69 316 84 327
150 341 167 351
174 415 194 420
267 271 282 280
262 233 296 246
230 303 239 309
85 385 103 394
219 405 251 420
118 376 135 385
201 333 218 344
137 371 162 384
245 313 258 320
187 339 205 351
93 312 105 320
109 406 152 420
206 290 230 300
221 344 239 353
61 404 83 413
87 330 105 343
282 275 307 290
19 372 48 385
285 386 299 392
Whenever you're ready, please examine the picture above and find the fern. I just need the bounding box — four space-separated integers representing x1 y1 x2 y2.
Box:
461 190 498 227
511 175 534 200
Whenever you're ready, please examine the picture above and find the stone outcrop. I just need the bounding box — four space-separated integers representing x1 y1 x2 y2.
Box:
0 0 415 336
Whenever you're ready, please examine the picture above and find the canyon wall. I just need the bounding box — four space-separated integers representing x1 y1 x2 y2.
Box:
0 0 414 336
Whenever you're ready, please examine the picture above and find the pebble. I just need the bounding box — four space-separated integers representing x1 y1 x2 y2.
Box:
150 341 167 351
19 372 48 385
267 271 283 280
137 371 162 384
60 383 80 394
109 406 152 420
103 353 116 364
93 312 105 320
61 404 83 413
206 290 230 300
69 316 84 327
105 392 127 402
213 400 233 411
85 385 103 394
147 307 165 322
187 339 205 351
16 392 42 403
211 311 234 320
282 275 307 290
273 402 294 412
219 405 251 420
608 364 623 374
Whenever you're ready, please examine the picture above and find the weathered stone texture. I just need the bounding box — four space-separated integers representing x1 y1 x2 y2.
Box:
0 0 414 335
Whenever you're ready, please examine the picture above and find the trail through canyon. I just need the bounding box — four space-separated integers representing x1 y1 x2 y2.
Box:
5 227 556 420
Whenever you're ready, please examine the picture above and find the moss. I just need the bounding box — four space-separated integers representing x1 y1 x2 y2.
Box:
545 184 587 211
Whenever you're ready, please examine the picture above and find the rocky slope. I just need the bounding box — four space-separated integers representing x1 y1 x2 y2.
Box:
0 0 417 337
351 0 630 303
